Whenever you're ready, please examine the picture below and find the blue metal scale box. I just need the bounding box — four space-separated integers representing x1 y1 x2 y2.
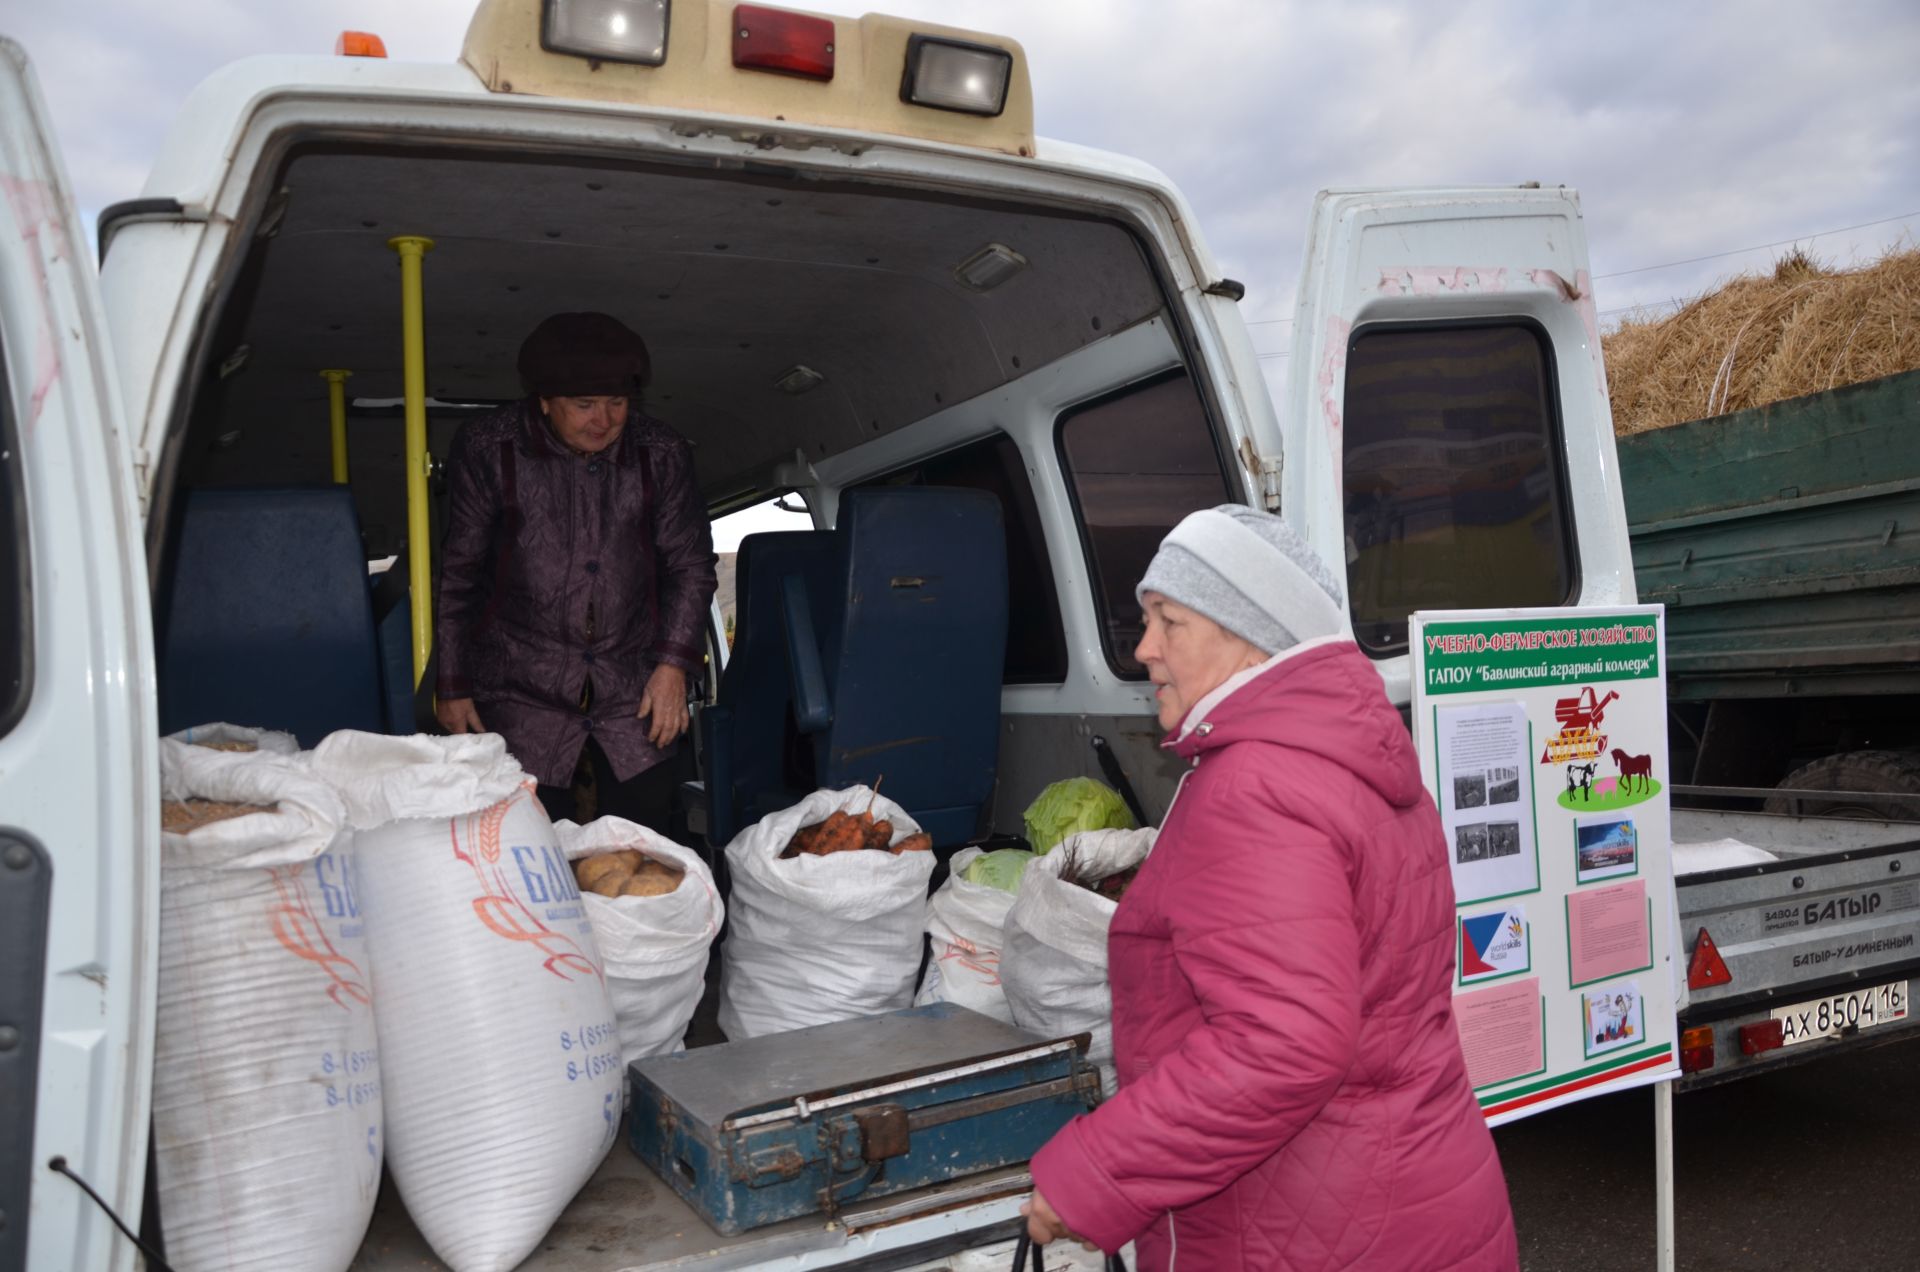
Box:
627 1003 1101 1235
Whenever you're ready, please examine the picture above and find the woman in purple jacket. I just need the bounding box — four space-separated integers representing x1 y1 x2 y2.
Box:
1022 506 1516 1271
434 312 717 829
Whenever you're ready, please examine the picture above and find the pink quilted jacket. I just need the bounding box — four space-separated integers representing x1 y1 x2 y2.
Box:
1031 638 1517 1271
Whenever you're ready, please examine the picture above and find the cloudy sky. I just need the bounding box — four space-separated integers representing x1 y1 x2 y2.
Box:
13 0 1913 545
14 0 1918 328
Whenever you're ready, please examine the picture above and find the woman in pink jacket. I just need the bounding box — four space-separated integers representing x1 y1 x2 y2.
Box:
1023 506 1517 1271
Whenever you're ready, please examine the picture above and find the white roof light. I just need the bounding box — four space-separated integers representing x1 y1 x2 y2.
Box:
543 0 670 66
902 35 1012 117
954 243 1027 292
775 365 826 395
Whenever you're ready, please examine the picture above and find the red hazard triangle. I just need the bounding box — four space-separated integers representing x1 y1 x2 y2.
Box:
1687 927 1733 989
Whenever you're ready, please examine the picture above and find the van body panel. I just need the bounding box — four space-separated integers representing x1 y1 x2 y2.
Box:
0 39 158 1272
1286 187 1636 705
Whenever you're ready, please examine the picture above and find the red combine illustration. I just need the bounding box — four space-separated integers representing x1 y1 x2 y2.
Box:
1540 687 1618 764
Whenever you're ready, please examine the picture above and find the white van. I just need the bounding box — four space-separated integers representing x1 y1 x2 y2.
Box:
1 1 1627 1267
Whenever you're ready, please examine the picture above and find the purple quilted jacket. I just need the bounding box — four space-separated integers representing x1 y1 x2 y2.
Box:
1031 639 1518 1271
434 399 716 787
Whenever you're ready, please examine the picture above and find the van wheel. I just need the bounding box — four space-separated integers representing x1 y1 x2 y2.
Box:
1762 751 1920 821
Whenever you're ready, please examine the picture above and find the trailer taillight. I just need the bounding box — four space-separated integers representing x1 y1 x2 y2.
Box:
1679 1025 1715 1073
1687 927 1733 990
1739 1019 1786 1056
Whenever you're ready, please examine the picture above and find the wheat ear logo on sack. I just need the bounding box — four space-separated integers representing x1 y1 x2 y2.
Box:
453 783 603 982
270 859 372 1010
935 937 1001 986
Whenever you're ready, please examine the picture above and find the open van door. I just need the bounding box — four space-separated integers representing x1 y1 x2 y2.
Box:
0 38 158 1272
1281 186 1636 707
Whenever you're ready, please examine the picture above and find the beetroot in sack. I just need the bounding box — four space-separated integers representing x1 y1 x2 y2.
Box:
719 785 935 1040
1000 827 1157 1095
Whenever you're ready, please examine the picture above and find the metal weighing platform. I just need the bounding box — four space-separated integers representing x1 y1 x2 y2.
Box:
630 1004 1100 1234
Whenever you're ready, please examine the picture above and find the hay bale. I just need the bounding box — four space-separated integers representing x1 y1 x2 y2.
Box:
1604 245 1920 434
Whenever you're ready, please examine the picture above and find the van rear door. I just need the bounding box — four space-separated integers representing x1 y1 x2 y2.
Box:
0 39 158 1272
1281 186 1633 706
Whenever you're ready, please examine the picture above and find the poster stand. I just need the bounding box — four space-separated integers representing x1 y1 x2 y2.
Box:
1409 606 1678 1267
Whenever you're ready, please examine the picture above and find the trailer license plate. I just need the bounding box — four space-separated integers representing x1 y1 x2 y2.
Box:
1772 981 1909 1046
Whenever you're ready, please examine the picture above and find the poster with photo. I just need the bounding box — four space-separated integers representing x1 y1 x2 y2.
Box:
1435 701 1539 904
1411 606 1677 1127
1581 980 1647 1059
1574 816 1638 883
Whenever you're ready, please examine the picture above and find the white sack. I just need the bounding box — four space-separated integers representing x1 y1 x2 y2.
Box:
309 732 622 1272
1000 827 1157 1095
154 739 380 1272
719 785 935 1040
556 817 723 1067
163 721 298 780
915 846 1018 1023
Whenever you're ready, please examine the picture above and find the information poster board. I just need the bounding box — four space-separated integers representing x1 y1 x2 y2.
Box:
1410 606 1679 1126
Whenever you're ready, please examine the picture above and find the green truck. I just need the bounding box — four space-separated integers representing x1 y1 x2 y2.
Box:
1620 367 1920 814
1619 368 1920 1086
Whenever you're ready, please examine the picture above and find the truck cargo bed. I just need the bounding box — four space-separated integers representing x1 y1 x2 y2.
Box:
1620 369 1920 700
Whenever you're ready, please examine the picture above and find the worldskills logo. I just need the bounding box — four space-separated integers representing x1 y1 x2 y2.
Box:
1461 911 1526 978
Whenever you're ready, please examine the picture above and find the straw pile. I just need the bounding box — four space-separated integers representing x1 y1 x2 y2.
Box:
1604 245 1920 434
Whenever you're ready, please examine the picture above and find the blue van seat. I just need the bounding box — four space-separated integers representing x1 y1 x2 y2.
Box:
699 530 837 848
158 486 389 748
701 488 1008 850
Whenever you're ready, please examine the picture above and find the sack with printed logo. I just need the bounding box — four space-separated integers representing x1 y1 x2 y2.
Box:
1000 827 1157 1095
154 737 380 1272
557 817 723 1068
310 732 622 1272
914 846 1020 1023
719 785 935 1040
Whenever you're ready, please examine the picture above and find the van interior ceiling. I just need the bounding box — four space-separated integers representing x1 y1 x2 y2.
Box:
180 143 1174 546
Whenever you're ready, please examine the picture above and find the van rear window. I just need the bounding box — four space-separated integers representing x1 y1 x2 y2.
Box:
858 433 1068 684
1057 371 1229 678
1342 322 1577 655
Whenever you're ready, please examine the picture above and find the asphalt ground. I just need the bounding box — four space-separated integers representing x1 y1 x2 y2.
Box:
1495 1035 1920 1270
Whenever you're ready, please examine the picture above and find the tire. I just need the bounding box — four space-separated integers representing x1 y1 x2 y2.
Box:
1762 750 1920 820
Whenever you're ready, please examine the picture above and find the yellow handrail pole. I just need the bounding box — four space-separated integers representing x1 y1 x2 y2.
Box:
320 369 352 483
386 235 436 688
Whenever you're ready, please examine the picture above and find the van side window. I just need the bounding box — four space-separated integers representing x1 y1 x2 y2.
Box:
1342 322 1577 656
0 338 27 738
857 433 1068 684
1057 371 1229 678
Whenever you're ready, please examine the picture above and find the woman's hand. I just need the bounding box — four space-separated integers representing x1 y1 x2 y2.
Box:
436 697 486 735
1020 1189 1095 1250
637 664 690 747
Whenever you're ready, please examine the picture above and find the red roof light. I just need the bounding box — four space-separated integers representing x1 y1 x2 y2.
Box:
732 4 835 81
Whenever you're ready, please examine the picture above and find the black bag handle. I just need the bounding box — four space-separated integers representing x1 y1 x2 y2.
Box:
1010 1233 1129 1272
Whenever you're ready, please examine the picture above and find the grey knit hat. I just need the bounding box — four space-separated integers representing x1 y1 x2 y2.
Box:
1135 505 1346 654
